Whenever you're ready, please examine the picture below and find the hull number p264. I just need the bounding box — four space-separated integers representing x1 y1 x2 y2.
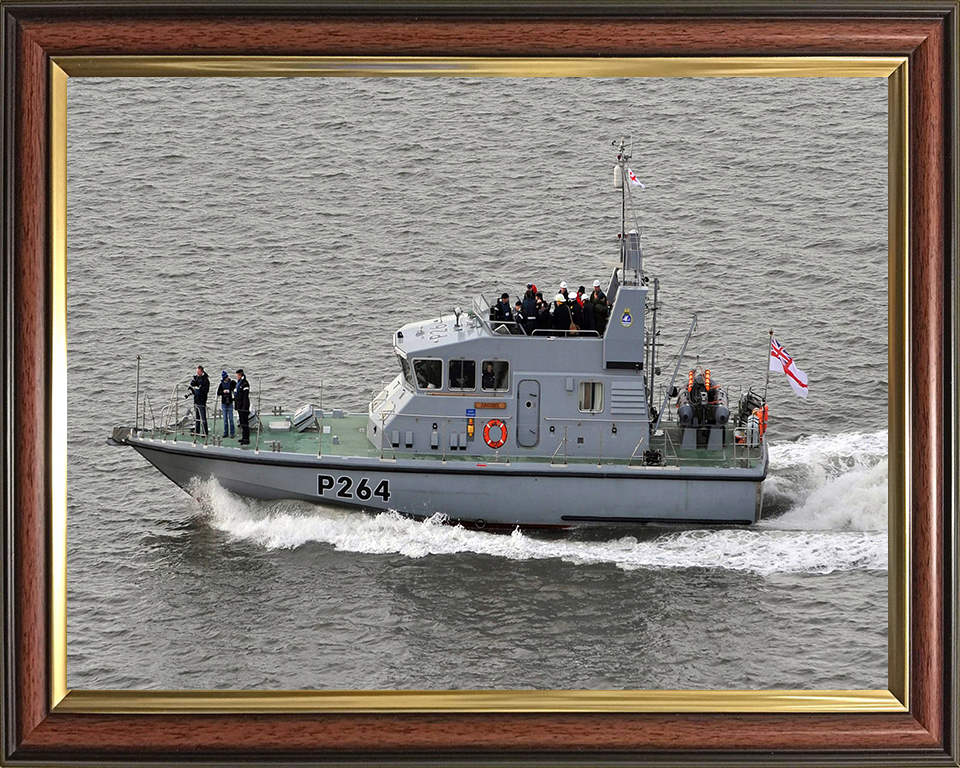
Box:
318 474 391 502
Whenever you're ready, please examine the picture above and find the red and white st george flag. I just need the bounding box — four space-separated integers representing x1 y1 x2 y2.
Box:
769 337 809 398
627 169 646 189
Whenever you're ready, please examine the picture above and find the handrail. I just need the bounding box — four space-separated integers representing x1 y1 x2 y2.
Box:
490 320 525 335
543 416 647 424
254 378 263 453
142 395 156 431
662 428 680 467
378 411 514 422
531 328 601 337
551 426 568 466
157 403 175 433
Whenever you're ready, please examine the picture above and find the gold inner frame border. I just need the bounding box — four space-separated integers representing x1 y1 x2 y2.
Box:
48 55 909 715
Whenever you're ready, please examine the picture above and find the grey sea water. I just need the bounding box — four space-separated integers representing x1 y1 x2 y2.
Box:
67 77 888 690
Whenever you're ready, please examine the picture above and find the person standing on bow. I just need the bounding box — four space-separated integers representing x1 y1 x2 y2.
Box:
186 365 210 437
234 369 251 445
217 370 236 439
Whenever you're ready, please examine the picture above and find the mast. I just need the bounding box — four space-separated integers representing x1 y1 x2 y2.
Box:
613 137 630 264
648 277 659 414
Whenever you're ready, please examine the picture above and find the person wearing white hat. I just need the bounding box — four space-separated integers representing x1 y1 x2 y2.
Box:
552 292 574 334
570 285 585 329
558 280 570 302
590 280 611 336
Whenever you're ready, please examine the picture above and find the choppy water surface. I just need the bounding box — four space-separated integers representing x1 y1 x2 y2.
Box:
66 77 887 690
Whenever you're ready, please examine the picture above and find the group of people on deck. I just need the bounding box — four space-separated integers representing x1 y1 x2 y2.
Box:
489 280 612 336
186 366 252 445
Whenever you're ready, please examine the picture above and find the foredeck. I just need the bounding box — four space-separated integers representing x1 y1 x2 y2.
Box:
141 411 766 471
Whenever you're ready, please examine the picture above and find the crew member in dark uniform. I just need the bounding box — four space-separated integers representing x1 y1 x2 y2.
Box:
535 292 551 331
580 284 597 332
186 365 210 436
590 280 611 335
521 289 538 335
569 290 584 330
551 293 574 334
217 370 236 438
482 362 497 390
234 368 251 445
491 292 513 322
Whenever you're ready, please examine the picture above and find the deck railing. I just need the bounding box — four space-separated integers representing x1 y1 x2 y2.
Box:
133 374 764 470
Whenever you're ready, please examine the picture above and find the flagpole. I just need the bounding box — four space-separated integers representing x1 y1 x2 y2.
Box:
763 328 773 401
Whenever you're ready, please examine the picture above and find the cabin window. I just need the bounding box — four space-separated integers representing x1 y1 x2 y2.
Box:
481 360 509 392
413 359 443 390
578 381 603 413
398 355 415 388
449 359 476 390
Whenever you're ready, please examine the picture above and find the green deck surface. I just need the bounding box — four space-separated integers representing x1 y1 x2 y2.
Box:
211 413 380 458
154 412 764 469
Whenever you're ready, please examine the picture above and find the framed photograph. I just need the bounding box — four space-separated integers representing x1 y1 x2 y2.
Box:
2 2 957 766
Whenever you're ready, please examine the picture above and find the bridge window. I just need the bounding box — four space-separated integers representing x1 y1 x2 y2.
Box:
481 360 509 392
449 359 476 390
578 381 603 413
398 355 415 388
413 359 443 390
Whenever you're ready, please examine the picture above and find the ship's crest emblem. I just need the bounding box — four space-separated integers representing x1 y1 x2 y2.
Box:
621 309 633 327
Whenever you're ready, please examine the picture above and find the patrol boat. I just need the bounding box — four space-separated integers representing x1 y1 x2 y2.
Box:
110 140 770 528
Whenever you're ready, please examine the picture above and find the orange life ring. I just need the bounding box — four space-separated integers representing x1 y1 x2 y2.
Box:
483 418 508 449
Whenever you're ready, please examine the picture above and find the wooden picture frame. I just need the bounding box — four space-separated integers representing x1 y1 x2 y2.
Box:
2 2 957 765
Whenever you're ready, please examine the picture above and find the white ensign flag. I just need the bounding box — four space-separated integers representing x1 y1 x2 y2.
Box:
769 337 809 398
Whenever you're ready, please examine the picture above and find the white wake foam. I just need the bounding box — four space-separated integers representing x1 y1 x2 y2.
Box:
762 430 888 532
191 470 887 576
768 429 888 468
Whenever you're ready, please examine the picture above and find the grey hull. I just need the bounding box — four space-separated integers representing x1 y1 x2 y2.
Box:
129 436 767 527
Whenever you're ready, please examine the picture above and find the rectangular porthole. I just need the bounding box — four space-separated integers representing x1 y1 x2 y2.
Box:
481 360 509 392
449 359 476 390
413 358 443 390
578 381 603 413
